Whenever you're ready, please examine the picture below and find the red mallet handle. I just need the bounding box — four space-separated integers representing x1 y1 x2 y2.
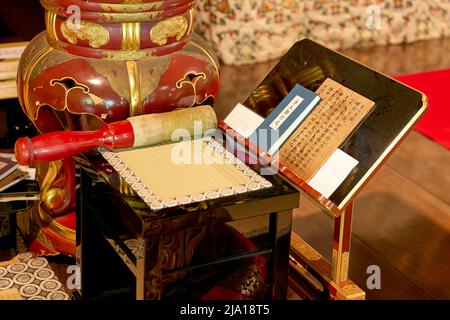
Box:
15 120 134 165
15 105 217 165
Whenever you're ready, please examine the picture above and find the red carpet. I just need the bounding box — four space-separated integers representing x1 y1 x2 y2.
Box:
395 69 450 149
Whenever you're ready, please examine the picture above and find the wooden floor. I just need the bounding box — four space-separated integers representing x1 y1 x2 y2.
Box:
218 38 450 300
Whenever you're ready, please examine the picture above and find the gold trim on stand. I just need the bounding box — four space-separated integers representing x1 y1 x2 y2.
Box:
45 11 59 41
332 218 345 282
290 232 365 300
336 281 366 300
340 252 350 283
332 249 350 283
126 60 141 117
291 232 322 261
332 202 353 283
122 22 141 51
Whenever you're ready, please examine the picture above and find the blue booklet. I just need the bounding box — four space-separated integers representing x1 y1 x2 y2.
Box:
249 83 321 156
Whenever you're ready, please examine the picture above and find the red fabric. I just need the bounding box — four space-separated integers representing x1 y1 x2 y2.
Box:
395 69 450 149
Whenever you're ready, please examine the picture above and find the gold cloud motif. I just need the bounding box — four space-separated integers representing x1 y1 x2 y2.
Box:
150 16 188 46
61 21 110 49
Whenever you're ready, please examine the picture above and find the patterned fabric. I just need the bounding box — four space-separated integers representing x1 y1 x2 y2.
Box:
0 253 69 300
195 0 305 65
195 0 450 65
303 0 450 50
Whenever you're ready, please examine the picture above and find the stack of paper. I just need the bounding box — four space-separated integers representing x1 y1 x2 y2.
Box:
0 42 27 100
0 154 38 200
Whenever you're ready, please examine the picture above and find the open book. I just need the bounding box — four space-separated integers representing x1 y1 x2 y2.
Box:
222 78 375 200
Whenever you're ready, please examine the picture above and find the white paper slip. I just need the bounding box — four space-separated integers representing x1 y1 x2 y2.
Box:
308 149 359 199
224 103 264 138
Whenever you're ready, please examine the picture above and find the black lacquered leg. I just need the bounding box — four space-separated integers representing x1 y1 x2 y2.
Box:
269 210 293 299
77 168 93 300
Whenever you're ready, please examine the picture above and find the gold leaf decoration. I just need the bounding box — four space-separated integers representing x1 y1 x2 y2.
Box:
61 20 110 48
150 16 188 46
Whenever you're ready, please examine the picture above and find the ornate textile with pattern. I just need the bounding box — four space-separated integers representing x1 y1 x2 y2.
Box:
195 0 450 65
303 0 450 50
0 253 69 300
195 0 305 65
